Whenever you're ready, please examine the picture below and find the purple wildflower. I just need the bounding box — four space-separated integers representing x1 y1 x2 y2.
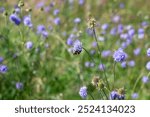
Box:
98 64 105 71
53 9 60 16
9 14 21 25
0 65 8 73
25 41 33 49
110 91 118 100
74 17 81 24
147 48 150 57
101 23 109 30
72 40 82 55
128 60 135 67
16 82 23 90
146 61 150 70
132 93 138 99
121 61 127 68
23 15 33 28
79 86 87 99
113 48 127 62
53 17 61 25
0 57 4 63
134 48 141 56
142 76 149 84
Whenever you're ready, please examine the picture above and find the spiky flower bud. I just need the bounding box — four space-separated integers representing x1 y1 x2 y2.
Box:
88 14 96 29
3 11 8 17
26 8 32 12
91 76 99 87
18 0 24 7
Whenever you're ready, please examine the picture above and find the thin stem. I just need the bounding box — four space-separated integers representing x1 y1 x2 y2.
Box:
102 89 109 100
92 28 110 90
98 89 104 100
113 62 116 89
83 47 95 64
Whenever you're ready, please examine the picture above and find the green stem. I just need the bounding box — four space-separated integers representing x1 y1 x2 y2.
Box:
89 93 94 100
83 47 95 63
113 62 116 89
92 28 110 90
102 89 109 100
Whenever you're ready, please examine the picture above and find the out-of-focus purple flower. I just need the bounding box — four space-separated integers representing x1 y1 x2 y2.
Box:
90 62 95 67
0 57 4 63
120 33 128 40
121 61 127 68
117 24 124 34
110 91 118 100
53 17 61 25
9 14 21 25
16 82 23 90
42 31 49 38
23 15 33 28
0 65 8 73
102 50 112 57
113 48 127 62
142 76 149 83
101 23 109 30
112 15 120 23
0 7 5 13
147 48 150 57
85 61 90 68
36 2 45 8
125 25 133 30
91 41 97 48
78 0 85 5
44 6 51 12
146 61 150 70
141 21 148 27
90 50 96 55
25 41 33 49
128 28 135 37
79 86 87 99
132 93 138 99
134 48 141 56
72 40 82 54
53 9 60 15
138 28 144 39
37 25 46 34
67 38 73 46
119 2 125 9
50 2 55 7
98 64 105 71
74 17 81 24
15 7 20 14
128 60 135 67
121 42 127 49
110 27 117 35
118 94 125 100
86 28 93 36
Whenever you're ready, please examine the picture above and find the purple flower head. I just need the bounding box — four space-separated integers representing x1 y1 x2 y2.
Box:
74 17 81 24
0 57 4 63
132 93 138 99
54 17 61 25
98 36 105 41
102 50 112 57
15 7 20 14
141 21 149 27
101 23 109 30
72 40 82 54
142 76 149 84
85 61 90 68
36 2 45 8
110 27 117 35
98 64 105 71
112 15 120 23
128 28 135 37
138 28 145 39
79 86 87 99
120 33 128 40
23 15 33 28
121 42 127 49
90 62 95 67
90 50 96 55
128 60 135 67
53 9 60 16
78 0 85 5
134 48 141 56
119 2 125 8
42 31 49 38
91 41 97 48
0 65 8 73
113 48 127 62
9 14 21 25
37 25 46 34
118 94 125 100
147 48 150 57
121 61 127 68
117 24 124 34
146 61 150 70
110 91 118 100
67 38 73 46
86 28 93 36
16 82 23 90
25 41 33 49
0 7 5 13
